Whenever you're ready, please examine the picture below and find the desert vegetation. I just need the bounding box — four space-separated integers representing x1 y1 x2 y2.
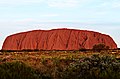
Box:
92 43 110 52
0 49 120 79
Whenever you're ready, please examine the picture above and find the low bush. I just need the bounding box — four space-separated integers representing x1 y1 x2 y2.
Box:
61 54 120 79
92 43 110 52
0 61 49 79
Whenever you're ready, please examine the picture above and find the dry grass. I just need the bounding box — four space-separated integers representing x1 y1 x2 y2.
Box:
0 50 120 65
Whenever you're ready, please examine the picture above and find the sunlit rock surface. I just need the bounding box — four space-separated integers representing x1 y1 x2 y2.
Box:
2 28 117 50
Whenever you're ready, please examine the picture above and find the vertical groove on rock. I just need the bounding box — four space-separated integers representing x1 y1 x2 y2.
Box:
81 34 88 48
74 31 79 49
51 32 58 49
35 31 41 49
35 32 39 49
45 32 49 49
58 34 66 49
47 32 54 50
16 39 20 50
19 33 27 50
66 30 72 49
38 31 44 50
78 31 82 48
41 32 46 49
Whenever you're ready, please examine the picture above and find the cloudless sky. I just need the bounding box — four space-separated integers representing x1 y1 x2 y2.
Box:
0 0 120 49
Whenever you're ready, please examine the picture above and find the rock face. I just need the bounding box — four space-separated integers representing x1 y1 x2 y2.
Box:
2 28 117 50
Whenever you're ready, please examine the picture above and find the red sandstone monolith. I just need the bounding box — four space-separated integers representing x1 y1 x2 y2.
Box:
2 28 117 50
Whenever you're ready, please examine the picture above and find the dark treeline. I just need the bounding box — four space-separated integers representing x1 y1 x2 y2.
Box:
0 48 119 53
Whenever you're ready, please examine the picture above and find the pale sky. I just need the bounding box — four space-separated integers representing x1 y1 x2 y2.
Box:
0 0 120 49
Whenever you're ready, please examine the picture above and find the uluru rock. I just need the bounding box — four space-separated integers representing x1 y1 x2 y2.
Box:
2 28 117 50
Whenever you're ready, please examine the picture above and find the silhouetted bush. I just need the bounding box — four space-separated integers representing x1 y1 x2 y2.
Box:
79 48 87 52
92 44 110 52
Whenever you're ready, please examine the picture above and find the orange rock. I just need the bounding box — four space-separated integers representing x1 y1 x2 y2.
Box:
2 28 117 50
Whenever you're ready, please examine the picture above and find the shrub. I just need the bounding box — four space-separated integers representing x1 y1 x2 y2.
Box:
79 48 87 52
92 43 110 52
61 54 120 79
0 61 43 79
